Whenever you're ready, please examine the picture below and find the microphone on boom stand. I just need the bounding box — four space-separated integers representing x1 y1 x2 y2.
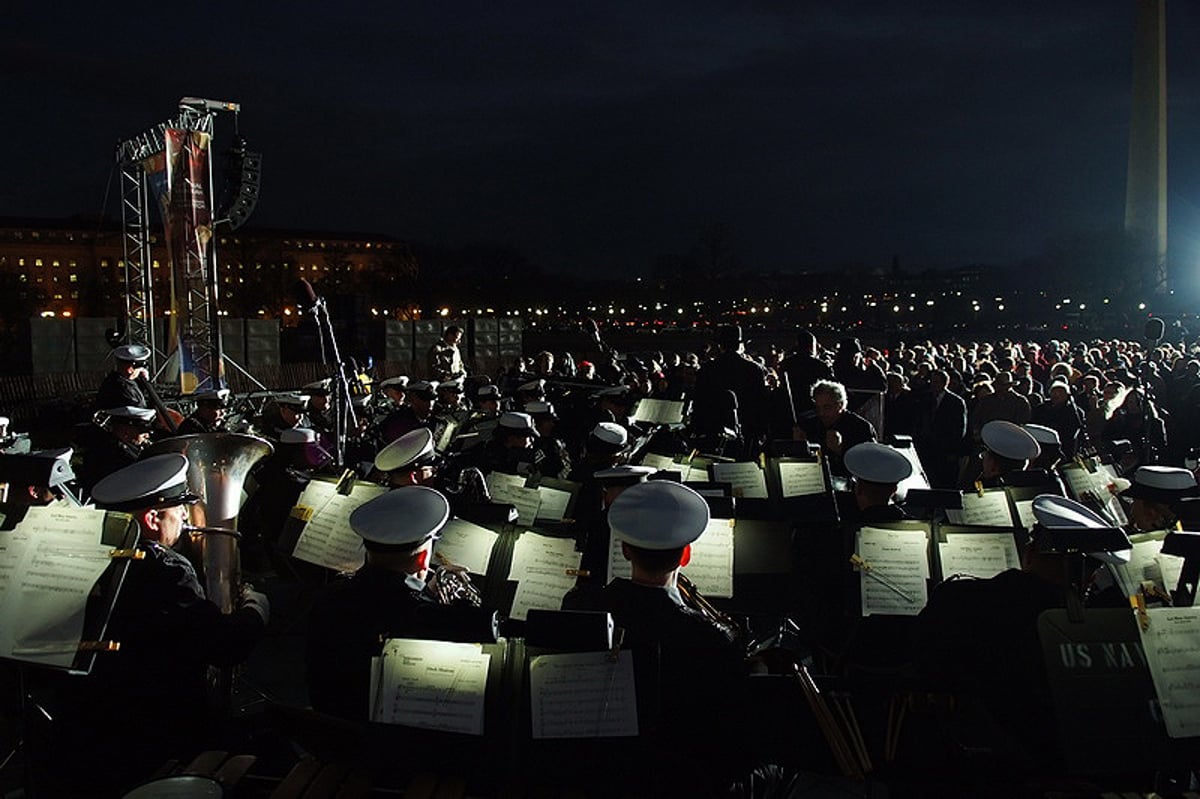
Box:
294 278 356 468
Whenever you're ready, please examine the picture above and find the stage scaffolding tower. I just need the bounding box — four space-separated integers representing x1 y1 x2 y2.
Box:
115 99 236 390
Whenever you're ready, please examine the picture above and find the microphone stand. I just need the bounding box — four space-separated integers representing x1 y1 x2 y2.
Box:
307 291 357 469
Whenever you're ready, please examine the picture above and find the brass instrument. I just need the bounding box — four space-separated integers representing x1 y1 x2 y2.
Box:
676 572 742 643
427 551 483 607
144 433 273 613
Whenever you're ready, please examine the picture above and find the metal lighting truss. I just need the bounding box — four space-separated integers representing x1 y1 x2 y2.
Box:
115 100 233 387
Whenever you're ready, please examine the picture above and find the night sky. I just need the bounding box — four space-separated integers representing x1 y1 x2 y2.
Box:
3 2 1200 276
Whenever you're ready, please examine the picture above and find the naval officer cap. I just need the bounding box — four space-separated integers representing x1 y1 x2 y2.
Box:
1023 424 1061 450
517 379 546 395
497 412 538 437
608 481 710 550
981 420 1040 462
438 378 464 393
192 388 231 406
594 464 658 487
375 428 436 472
590 422 628 450
103 406 158 429
380 376 409 390
349 485 451 552
844 442 913 485
524 400 557 419
476 384 502 400
1031 494 1131 565
1120 466 1200 503
407 380 438 399
275 393 310 408
91 453 199 512
113 344 151 363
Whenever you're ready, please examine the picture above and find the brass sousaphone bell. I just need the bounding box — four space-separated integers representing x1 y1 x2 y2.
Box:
144 432 273 613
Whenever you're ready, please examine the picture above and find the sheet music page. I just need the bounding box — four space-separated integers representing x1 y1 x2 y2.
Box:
1014 499 1037 531
1113 534 1166 597
1060 464 1099 500
508 567 578 620
946 491 1014 528
486 471 527 497
0 507 114 667
509 532 580 581
293 484 386 573
1158 552 1186 596
679 464 710 483
534 486 571 522
372 638 490 734
607 532 632 584
639 453 676 470
938 536 1011 580
711 462 768 499
944 531 1020 571
529 651 638 738
681 518 735 598
434 519 499 576
1095 464 1130 526
488 479 542 526
632 398 685 425
857 526 928 616
777 461 826 498
1136 607 1200 738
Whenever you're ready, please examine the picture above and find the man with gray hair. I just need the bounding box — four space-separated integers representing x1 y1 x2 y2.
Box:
795 379 876 476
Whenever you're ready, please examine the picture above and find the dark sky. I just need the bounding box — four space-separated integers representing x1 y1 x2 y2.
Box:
3 2 1200 276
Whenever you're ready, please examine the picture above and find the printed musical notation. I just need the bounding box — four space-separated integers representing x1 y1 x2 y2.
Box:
435 519 500 576
0 506 112 668
939 532 1019 580
371 638 491 734
292 481 385 573
856 526 929 617
777 461 826 498
711 462 768 499
1137 607 1200 738
946 490 1014 528
632 398 685 425
529 651 638 738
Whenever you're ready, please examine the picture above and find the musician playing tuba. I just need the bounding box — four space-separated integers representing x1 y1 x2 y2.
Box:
305 486 497 721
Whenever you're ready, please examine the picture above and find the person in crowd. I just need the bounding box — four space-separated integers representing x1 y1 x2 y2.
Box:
427 325 466 382
795 379 877 477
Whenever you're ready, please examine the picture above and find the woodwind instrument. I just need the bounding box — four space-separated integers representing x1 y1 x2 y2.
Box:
675 571 742 643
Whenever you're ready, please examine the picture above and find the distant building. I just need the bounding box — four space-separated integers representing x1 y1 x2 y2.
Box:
0 217 418 321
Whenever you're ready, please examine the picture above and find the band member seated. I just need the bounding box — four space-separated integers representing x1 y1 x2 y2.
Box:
303 380 335 434
257 393 310 442
525 400 572 480
914 495 1129 775
381 379 437 444
94 343 152 411
562 480 748 790
843 441 913 524
960 419 1041 489
77 405 157 498
306 486 498 722
54 454 269 792
574 464 658 577
463 410 542 477
795 379 877 476
374 427 438 487
175 388 231 435
1118 465 1199 533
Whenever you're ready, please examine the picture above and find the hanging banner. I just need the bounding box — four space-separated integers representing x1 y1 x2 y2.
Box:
161 127 221 392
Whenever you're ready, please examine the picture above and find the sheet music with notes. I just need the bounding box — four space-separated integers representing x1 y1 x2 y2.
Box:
434 519 499 576
508 567 578 620
1061 463 1128 525
856 526 928 616
946 490 1014 528
639 453 676 470
292 481 386 573
674 461 710 483
0 506 113 667
938 532 1017 580
487 474 542 526
607 533 632 583
534 485 572 522
777 461 826 498
711 462 768 499
1136 607 1200 738
370 638 490 734
509 532 580 581
1012 499 1037 531
529 651 638 738
632 398 685 425
681 518 735 597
